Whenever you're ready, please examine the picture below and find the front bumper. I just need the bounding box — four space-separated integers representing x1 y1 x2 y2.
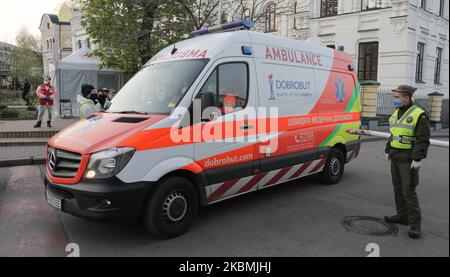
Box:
45 174 153 222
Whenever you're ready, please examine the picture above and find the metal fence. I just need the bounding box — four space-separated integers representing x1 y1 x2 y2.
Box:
0 89 36 107
374 87 394 125
367 87 448 128
361 86 435 125
376 88 395 114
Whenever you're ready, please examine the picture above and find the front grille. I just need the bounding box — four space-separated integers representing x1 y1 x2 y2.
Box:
48 148 82 178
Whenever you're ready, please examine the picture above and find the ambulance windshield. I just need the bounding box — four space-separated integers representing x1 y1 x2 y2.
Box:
109 59 208 115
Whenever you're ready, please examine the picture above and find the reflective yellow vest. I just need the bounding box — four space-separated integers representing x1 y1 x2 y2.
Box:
78 98 98 120
389 105 425 149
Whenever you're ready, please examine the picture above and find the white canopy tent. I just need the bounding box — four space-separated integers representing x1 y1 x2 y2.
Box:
56 45 123 117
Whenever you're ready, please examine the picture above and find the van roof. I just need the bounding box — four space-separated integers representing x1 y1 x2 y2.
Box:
147 30 354 71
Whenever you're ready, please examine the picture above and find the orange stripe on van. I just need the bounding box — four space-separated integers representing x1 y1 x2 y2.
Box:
121 112 360 152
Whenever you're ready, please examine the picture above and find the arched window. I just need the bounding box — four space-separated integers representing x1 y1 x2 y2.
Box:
265 3 276 32
242 8 251 20
221 12 228 24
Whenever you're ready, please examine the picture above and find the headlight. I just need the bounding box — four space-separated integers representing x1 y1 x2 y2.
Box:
85 147 135 179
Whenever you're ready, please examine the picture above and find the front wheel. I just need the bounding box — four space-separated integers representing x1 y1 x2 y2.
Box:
319 148 345 185
142 177 199 239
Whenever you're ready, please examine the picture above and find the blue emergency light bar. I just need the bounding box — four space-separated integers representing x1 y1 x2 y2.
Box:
191 19 254 37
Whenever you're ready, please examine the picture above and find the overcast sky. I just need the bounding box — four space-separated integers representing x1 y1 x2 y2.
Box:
0 0 64 44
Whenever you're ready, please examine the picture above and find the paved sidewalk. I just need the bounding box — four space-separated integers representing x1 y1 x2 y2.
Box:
0 146 47 161
0 117 77 133
0 117 77 166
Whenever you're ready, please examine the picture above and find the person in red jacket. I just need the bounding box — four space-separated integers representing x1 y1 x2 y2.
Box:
34 76 58 128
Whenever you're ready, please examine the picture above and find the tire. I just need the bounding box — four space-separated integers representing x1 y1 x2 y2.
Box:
319 148 345 185
142 177 199 239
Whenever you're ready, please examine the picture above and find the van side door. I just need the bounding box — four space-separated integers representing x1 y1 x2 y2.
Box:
253 58 322 189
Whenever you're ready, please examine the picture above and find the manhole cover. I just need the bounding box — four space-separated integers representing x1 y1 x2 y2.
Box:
342 216 399 236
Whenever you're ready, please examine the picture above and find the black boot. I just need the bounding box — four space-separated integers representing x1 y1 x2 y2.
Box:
384 215 409 225
34 121 42 128
47 121 52 128
409 224 421 239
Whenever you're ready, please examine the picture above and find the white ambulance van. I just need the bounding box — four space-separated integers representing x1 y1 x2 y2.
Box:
45 20 361 238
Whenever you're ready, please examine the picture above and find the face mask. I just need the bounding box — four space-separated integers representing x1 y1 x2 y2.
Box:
392 98 405 109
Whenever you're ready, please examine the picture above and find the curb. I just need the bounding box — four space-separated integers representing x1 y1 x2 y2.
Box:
0 130 59 138
0 141 48 147
0 156 46 168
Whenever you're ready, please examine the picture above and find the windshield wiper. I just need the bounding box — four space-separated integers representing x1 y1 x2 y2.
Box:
112 110 149 115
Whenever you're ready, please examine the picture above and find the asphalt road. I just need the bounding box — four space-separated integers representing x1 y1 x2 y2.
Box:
0 140 448 257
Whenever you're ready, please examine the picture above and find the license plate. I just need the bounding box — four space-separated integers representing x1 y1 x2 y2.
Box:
46 189 63 210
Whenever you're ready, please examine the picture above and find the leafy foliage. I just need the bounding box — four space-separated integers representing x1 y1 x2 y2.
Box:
82 0 200 74
11 27 43 85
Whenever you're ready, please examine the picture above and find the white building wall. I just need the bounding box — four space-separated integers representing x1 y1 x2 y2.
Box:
71 9 91 50
226 0 448 99
406 0 449 98
39 15 73 77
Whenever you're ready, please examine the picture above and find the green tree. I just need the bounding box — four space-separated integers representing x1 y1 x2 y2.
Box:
82 0 222 74
11 27 43 88
82 0 194 74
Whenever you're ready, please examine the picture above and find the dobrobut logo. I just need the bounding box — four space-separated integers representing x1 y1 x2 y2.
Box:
268 73 312 100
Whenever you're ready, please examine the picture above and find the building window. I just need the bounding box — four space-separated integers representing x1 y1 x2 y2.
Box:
86 38 91 49
420 0 426 9
358 42 379 81
242 8 251 20
416 42 425 82
321 0 338 17
47 23 50 29
439 0 445 17
221 12 228 24
78 40 82 49
46 40 49 50
361 0 382 11
434 47 443 85
265 3 277 32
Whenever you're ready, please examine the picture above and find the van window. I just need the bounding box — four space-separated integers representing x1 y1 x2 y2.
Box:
200 63 248 114
109 59 208 115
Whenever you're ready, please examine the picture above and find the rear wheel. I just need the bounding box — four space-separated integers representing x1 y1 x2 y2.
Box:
142 177 199 239
319 148 345 185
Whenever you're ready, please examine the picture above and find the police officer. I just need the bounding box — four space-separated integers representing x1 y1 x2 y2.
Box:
384 85 430 239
